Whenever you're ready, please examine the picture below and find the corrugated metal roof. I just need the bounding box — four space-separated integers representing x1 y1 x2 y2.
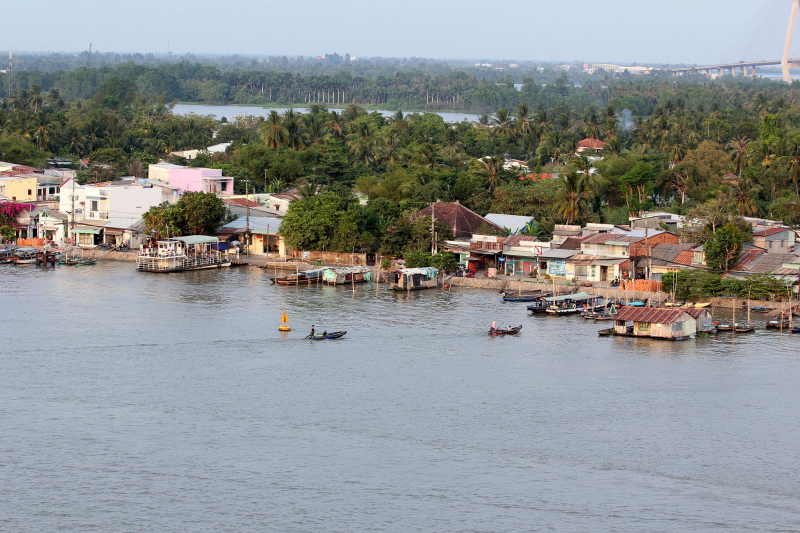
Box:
582 233 622 244
613 307 690 324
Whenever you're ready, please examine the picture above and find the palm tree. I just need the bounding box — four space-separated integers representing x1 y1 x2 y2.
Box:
346 119 377 166
260 110 288 149
283 109 308 150
415 143 439 169
492 108 515 140
553 172 588 225
788 143 800 196
65 126 85 156
380 131 403 167
730 177 760 216
304 115 327 146
440 127 465 164
471 156 504 190
329 111 346 140
727 137 750 177
515 103 533 136
32 112 51 151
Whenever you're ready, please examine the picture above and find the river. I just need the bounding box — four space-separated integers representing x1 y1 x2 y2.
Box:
173 103 482 123
3 262 800 531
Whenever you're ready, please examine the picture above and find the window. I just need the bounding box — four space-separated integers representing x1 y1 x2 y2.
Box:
49 187 55 194
638 322 651 331
91 200 98 211
221 182 227 191
28 189 32 195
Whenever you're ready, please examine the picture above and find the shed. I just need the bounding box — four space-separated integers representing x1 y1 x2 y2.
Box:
613 307 696 340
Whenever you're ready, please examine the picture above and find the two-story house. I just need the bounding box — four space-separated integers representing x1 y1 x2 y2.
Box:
753 228 796 254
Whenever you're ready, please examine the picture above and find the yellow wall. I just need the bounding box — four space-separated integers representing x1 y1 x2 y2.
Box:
5 178 38 202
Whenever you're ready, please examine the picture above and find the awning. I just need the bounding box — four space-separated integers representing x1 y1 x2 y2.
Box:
73 228 101 234
104 228 124 235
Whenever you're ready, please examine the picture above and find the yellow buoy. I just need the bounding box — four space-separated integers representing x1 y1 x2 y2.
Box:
279 306 291 331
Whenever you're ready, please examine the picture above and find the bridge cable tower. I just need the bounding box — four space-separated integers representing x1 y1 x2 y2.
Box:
783 0 800 81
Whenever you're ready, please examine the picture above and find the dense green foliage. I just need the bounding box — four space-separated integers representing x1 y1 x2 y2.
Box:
142 192 226 239
403 251 458 271
4 60 800 256
662 271 792 301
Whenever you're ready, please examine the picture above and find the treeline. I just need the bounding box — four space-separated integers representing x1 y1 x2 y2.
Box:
0 59 735 113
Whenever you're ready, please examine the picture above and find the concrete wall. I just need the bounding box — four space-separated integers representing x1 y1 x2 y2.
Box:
5 177 38 201
168 168 232 195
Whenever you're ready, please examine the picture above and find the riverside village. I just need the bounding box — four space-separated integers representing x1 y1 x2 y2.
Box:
2 154 799 341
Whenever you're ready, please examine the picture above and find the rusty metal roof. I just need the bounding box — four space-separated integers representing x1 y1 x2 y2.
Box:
613 307 690 324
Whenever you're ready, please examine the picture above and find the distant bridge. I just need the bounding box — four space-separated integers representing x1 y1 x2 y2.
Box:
670 58 800 78
669 0 800 82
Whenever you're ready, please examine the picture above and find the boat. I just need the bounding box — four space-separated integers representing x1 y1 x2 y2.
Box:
390 267 439 291
274 268 325 285
502 294 540 302
0 248 18 264
598 328 615 336
306 331 347 340
528 292 601 314
593 305 618 321
137 236 232 273
792 325 800 334
715 323 734 332
13 248 37 264
547 294 605 315
57 257 97 266
489 325 523 336
323 266 372 285
734 323 756 333
751 306 775 313
693 302 711 309
766 318 791 329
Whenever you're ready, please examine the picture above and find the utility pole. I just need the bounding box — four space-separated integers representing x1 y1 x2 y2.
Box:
70 178 75 244
244 179 250 255
431 201 436 255
8 48 12 100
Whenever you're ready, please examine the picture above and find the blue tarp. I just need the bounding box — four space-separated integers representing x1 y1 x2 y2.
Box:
211 242 230 251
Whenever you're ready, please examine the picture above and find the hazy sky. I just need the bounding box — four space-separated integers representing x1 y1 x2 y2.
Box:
2 0 783 64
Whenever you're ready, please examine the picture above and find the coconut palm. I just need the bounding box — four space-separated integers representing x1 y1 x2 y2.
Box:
492 108 516 141
283 109 308 150
727 137 750 177
415 143 439 169
553 172 588 225
380 131 403 167
32 112 51 151
260 110 288 149
471 156 504 190
515 103 533 136
329 111 346 140
346 119 377 166
730 177 761 216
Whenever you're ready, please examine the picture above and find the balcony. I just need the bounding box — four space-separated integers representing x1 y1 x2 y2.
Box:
88 211 109 220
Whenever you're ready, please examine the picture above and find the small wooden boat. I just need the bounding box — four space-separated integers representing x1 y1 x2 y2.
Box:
694 302 711 309
751 306 775 313
598 328 614 336
715 323 734 332
766 319 791 329
307 331 347 340
489 325 522 336
14 248 37 264
594 313 616 321
503 295 539 302
57 257 97 266
734 322 756 333
792 325 800 334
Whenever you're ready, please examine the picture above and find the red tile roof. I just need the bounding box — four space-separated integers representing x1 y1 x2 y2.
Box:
614 307 691 324
558 236 586 250
224 198 263 208
581 233 621 244
577 138 609 150
413 201 503 238
673 250 694 265
504 235 539 247
753 227 789 237
731 248 766 271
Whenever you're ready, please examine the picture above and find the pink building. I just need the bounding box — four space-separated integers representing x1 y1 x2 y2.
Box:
167 168 233 196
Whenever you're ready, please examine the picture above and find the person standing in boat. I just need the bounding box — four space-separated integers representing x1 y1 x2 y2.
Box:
491 321 496 333
310 325 315 337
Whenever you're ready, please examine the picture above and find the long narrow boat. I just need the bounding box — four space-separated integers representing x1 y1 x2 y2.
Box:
528 292 598 314
57 257 97 266
503 295 540 302
274 268 325 285
489 325 523 336
598 328 615 336
715 323 734 332
734 323 756 333
13 248 37 264
306 331 347 340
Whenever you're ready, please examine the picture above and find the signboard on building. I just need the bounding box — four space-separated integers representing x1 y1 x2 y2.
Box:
548 260 566 276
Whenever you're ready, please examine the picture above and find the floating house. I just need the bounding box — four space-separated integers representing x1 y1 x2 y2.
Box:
390 267 439 291
526 292 601 314
323 266 372 285
683 307 715 333
274 268 325 285
613 307 696 340
136 236 231 273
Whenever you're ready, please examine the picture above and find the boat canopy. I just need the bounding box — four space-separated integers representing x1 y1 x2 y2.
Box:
541 291 597 303
398 267 438 277
167 236 220 245
302 268 325 279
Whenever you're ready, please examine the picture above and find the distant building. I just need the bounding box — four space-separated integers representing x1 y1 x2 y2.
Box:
576 138 609 154
413 200 504 239
753 227 796 254
147 163 233 196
